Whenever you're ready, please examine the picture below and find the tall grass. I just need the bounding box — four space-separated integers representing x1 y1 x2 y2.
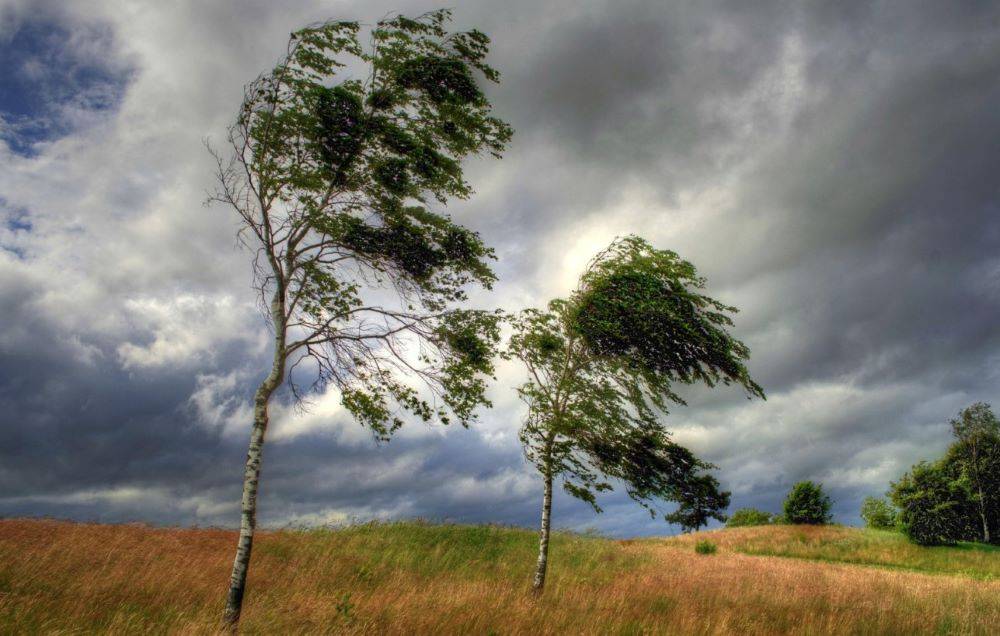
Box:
1 519 997 634
667 524 1000 580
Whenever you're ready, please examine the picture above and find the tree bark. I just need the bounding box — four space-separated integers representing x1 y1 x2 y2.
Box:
223 295 286 629
979 484 990 544
532 468 553 592
971 444 990 544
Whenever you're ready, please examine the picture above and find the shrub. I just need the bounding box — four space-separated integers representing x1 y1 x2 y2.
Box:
694 540 717 555
860 496 898 530
783 481 833 525
726 508 773 528
890 461 974 546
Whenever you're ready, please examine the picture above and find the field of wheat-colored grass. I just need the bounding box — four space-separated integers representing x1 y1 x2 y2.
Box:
0 518 997 634
664 524 1000 580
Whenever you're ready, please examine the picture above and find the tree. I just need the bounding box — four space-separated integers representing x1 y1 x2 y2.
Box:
886 403 1000 546
209 11 511 626
665 472 731 532
507 236 763 591
890 461 973 546
726 507 773 528
859 495 897 530
782 481 832 525
947 402 1000 543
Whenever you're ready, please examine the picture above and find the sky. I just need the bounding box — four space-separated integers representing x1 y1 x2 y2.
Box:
1 0 999 537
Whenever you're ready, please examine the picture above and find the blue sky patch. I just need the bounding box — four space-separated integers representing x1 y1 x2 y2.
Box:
0 16 131 156
1 198 30 259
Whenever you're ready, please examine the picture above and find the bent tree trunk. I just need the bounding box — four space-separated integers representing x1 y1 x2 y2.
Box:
532 469 554 592
223 300 286 627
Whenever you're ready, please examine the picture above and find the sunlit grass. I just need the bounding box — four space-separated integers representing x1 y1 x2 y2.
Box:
0 519 997 634
665 524 1000 580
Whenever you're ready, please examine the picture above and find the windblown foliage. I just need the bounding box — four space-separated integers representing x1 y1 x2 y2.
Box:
211 9 512 436
211 10 511 624
571 236 765 399
510 236 761 519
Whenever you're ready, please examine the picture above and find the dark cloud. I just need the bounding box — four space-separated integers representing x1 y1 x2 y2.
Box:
1 0 999 536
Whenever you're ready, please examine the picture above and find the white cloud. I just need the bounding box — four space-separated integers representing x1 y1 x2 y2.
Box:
117 294 263 370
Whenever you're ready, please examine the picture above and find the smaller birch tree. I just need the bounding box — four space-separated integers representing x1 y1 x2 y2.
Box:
508 236 763 591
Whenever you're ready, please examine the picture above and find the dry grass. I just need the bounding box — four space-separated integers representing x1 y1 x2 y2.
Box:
665 524 1000 580
0 519 997 635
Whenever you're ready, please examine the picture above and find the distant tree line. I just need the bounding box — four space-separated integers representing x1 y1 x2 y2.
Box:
725 480 834 527
729 403 1000 549
861 402 1000 546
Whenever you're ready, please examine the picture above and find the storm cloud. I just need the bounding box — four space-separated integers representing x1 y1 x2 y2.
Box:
1 0 999 536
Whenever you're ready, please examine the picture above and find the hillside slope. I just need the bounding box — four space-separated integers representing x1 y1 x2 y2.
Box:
664 523 1000 579
0 519 997 634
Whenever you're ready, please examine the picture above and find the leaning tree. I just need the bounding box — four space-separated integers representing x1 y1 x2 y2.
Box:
507 236 763 591
209 10 511 626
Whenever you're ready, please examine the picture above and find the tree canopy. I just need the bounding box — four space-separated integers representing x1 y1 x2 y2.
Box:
726 507 774 528
859 496 897 530
212 9 512 437
947 402 1000 543
891 460 973 545
890 402 1000 545
571 237 764 397
782 481 832 525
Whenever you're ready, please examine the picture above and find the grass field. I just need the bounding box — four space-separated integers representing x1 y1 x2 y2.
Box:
665 524 1000 580
0 519 997 634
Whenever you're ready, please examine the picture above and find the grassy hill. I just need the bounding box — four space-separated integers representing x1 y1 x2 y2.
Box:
0 519 997 634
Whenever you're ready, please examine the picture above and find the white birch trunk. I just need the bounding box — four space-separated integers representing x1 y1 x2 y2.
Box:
532 469 553 592
979 484 990 544
971 445 990 544
224 294 285 627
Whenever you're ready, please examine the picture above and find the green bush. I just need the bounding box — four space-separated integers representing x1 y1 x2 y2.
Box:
860 496 898 530
694 540 717 555
783 481 833 525
890 461 973 545
725 508 773 528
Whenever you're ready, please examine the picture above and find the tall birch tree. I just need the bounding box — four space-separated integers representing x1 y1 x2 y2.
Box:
209 10 511 626
507 236 763 591
947 402 1000 543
